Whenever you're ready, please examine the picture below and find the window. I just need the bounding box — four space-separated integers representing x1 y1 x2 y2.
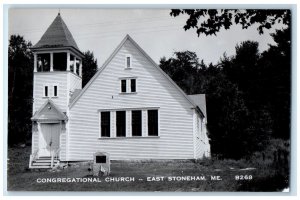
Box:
37 53 50 72
148 110 158 136
101 112 110 137
120 78 137 93
132 110 142 136
121 80 127 93
116 111 126 137
53 85 58 97
126 55 131 68
131 79 136 92
44 86 48 97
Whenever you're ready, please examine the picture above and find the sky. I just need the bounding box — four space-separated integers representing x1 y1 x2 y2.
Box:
9 8 283 67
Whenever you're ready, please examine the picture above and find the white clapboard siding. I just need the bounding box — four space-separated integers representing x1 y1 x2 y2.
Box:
32 130 39 153
33 72 68 112
59 128 67 161
68 39 195 161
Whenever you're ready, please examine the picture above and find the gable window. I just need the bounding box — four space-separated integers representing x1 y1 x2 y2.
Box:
44 86 48 97
120 78 137 94
132 110 142 136
116 111 126 137
101 112 110 137
53 85 58 97
121 79 127 93
125 55 132 68
131 79 136 92
148 110 158 136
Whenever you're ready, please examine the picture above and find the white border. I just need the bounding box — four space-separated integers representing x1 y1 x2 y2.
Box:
1 1 299 199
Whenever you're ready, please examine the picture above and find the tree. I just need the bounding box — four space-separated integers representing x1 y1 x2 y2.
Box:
159 51 268 159
8 35 33 145
82 51 98 87
170 9 291 36
160 51 200 94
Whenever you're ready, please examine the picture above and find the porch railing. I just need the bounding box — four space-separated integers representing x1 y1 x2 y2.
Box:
51 148 60 168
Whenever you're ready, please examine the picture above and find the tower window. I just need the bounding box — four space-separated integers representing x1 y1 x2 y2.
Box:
44 86 48 97
37 54 50 72
53 85 58 97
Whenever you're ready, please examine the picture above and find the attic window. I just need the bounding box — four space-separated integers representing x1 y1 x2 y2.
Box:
120 78 137 94
125 55 132 68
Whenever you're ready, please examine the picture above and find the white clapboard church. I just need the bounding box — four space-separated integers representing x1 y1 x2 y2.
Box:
29 13 210 168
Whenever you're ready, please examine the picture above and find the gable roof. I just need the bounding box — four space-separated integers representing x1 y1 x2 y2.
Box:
31 13 82 56
188 94 207 119
31 99 68 121
69 89 82 104
69 34 205 116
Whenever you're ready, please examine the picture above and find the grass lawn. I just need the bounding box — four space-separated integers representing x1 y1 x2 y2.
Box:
7 146 289 192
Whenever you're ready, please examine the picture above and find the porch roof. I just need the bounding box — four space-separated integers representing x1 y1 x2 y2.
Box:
31 99 68 121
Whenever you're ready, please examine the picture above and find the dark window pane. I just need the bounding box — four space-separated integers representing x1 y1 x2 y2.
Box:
101 112 110 137
148 110 158 136
127 57 131 68
53 53 67 71
44 86 48 97
54 86 57 97
121 80 126 93
117 111 126 137
131 79 136 92
132 110 142 136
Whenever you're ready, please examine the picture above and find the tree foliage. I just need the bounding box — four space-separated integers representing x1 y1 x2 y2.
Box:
159 27 290 158
82 51 98 87
170 9 291 36
8 35 33 145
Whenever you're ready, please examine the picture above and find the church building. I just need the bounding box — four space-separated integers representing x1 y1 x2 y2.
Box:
29 13 210 168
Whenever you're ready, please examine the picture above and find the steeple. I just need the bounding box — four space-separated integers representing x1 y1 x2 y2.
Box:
32 13 81 54
31 13 83 75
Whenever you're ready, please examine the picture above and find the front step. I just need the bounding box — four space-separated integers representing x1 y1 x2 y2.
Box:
30 157 60 169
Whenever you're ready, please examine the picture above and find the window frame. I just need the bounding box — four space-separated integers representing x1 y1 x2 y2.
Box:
131 110 142 137
98 107 160 139
119 77 137 94
116 111 126 137
130 79 136 93
125 54 132 69
100 111 111 138
53 84 59 97
43 85 49 98
120 79 127 93
147 109 159 136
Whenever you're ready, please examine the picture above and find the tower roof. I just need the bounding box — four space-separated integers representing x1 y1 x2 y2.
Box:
32 13 81 55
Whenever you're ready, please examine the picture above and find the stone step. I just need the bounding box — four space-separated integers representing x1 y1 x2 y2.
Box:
32 162 52 166
30 165 52 169
35 159 59 163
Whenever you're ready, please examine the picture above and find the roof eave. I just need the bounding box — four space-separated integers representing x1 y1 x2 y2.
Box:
30 46 84 58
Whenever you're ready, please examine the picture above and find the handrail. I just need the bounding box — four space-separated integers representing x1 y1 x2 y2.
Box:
51 148 60 168
32 149 39 162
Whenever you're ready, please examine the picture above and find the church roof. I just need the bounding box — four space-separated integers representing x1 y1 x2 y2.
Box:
32 13 81 54
188 94 207 119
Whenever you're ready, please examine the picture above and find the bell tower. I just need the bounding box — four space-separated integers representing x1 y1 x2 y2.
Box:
31 13 84 113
